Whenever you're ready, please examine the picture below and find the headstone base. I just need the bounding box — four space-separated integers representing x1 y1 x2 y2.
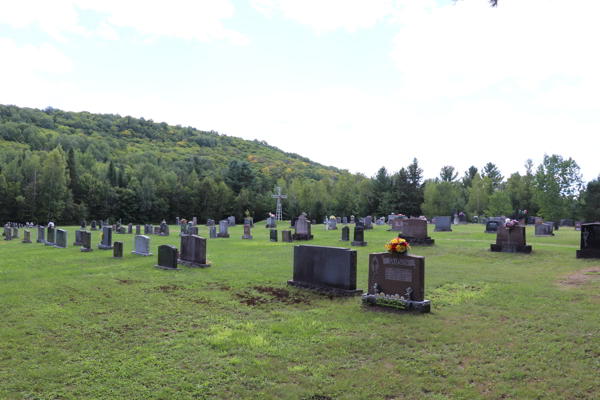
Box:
327 227 338 230
177 259 212 268
490 244 532 253
73 241 83 246
575 249 600 259
292 234 313 240
364 226 373 230
484 231 497 234
534 233 554 237
287 280 363 297
361 294 431 314
36 239 45 243
241 235 253 240
53 245 66 249
434 229 452 232
351 241 368 247
98 244 114 250
216 234 230 238
132 251 152 257
3 237 11 241
154 265 180 270
44 242 54 246
459 222 468 225
21 240 32 244
91 228 97 231
159 233 169 237
80 247 93 252
405 237 435 246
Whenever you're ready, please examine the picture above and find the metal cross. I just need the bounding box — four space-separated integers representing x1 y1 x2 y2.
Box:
271 186 288 221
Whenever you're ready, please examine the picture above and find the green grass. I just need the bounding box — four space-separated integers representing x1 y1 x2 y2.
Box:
0 223 598 399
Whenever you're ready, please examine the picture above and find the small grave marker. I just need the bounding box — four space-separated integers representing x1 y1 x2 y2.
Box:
154 245 179 270
132 235 152 256
113 241 124 258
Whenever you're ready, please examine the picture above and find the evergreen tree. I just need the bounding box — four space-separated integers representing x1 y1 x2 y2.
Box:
67 147 78 199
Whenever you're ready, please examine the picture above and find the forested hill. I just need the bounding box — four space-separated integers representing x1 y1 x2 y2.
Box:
0 104 358 225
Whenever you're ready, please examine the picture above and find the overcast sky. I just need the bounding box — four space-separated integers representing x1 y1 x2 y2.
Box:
1 0 598 182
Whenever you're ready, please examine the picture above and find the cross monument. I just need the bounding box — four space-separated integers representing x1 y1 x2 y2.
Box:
272 186 288 221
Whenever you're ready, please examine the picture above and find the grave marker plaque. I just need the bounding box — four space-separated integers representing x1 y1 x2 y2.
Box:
136 225 141 235
576 223 600 259
154 245 179 270
132 235 152 256
91 220 97 231
361 252 430 313
128 223 133 234
37 226 45 243
485 220 500 233
178 235 211 268
153 226 160 235
282 230 293 243
535 223 554 236
351 226 367 246
54 229 68 248
288 245 362 296
340 226 349 242
270 229 278 242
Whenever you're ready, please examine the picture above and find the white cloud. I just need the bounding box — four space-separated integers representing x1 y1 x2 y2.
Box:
0 0 249 45
250 0 399 33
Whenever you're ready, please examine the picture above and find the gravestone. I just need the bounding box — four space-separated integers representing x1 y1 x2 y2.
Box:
176 217 180 226
560 219 573 227
54 229 68 248
575 221 583 231
154 245 179 270
4 225 12 241
178 235 211 268
209 226 217 238
434 216 452 232
266 217 277 228
189 226 198 235
98 226 114 250
490 226 532 253
459 214 467 224
551 221 559 231
206 219 215 226
328 218 337 230
91 221 97 230
376 219 385 226
22 230 32 243
242 224 253 240
361 252 430 313
288 245 362 296
290 217 299 228
11 227 19 239
128 223 133 234
118 227 126 234
217 220 229 238
73 230 85 246
292 215 313 240
81 221 87 229
244 217 254 227
535 223 554 236
336 217 341 224
351 226 367 246
282 230 293 243
112 224 117 232
228 216 236 227
45 226 55 246
136 225 141 235
350 216 355 224
153 226 160 235
81 231 93 252
576 223 600 259
113 241 124 258
180 222 189 236
192 217 197 226
526 216 536 225
390 219 434 246
343 217 348 225
535 217 543 225
159 223 169 236
312 219 316 226
454 213 459 225
485 220 501 233
37 226 45 243
472 216 479 224
132 235 152 256
340 226 349 241
364 216 373 230
99 220 103 229
270 229 278 242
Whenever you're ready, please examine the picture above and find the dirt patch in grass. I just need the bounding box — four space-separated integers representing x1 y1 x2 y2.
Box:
302 396 333 400
156 285 184 293
236 286 312 306
557 267 600 288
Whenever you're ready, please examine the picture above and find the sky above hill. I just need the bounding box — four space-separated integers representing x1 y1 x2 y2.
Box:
1 0 598 182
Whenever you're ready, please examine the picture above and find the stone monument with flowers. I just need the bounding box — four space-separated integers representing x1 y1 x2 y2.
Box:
490 219 532 253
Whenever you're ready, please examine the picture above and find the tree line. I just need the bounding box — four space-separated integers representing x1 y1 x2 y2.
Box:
0 104 598 225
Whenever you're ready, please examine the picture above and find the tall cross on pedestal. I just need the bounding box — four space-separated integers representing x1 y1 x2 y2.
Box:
272 186 288 221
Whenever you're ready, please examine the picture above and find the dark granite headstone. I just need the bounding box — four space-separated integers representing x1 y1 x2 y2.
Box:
45 226 55 246
361 252 430 313
282 230 293 243
290 217 298 228
526 216 536 225
535 223 554 236
351 226 367 246
178 235 211 268
136 225 141 235
288 245 362 296
81 221 87 229
91 220 97 231
154 244 179 270
560 219 573 227
342 217 348 225
576 223 600 259
99 220 103 229
54 229 67 248
340 226 349 241
128 223 133 234
159 223 169 236
81 231 93 252
434 216 452 232
490 226 531 253
270 229 278 242
132 235 152 256
153 226 160 235
36 226 45 243
113 241 124 258
73 230 84 246
180 222 189 235
364 216 373 230
176 217 180 226
98 226 113 250
485 220 500 233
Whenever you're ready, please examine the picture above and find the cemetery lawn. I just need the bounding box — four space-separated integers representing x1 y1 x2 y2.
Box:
0 224 598 400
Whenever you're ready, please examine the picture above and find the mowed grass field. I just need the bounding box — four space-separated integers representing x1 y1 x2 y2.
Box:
0 223 598 400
